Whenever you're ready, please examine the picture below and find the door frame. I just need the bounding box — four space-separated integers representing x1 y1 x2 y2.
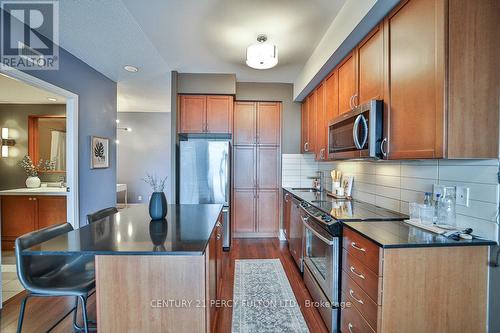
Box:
0 64 79 229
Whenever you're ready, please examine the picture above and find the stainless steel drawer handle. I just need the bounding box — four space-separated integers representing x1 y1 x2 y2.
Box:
216 234 221 240
349 289 364 304
350 266 365 280
348 323 354 333
351 242 366 252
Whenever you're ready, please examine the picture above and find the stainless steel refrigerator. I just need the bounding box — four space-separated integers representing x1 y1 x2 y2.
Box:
179 139 231 250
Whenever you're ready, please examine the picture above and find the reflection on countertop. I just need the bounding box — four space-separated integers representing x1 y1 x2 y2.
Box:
0 187 68 196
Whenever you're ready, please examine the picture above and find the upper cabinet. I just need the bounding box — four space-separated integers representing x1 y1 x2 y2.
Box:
385 0 446 159
178 95 233 134
301 96 310 153
233 101 281 145
301 0 499 160
314 82 327 161
337 52 357 115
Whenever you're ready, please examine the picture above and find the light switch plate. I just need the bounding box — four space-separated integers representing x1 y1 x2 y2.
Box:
456 186 470 207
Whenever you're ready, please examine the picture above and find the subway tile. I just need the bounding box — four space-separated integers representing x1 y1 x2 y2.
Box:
375 185 401 200
438 159 499 166
400 201 410 215
455 215 498 241
439 180 499 204
438 165 498 184
352 190 376 205
401 164 438 179
456 200 499 223
375 162 401 177
375 196 401 212
357 161 376 175
400 160 438 166
354 181 376 194
357 173 376 185
400 177 435 193
376 175 400 188
401 189 425 204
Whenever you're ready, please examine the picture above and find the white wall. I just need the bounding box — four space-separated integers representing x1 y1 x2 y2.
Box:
293 0 376 100
283 154 500 241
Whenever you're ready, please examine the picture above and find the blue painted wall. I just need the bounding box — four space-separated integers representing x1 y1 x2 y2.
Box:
2 10 117 226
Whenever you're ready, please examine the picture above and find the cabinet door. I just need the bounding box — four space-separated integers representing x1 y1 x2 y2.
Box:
216 215 223 299
256 190 279 234
314 82 327 161
257 102 280 145
233 146 256 189
233 189 256 233
1 196 36 238
207 228 217 331
283 192 292 241
179 95 206 133
206 95 233 134
307 90 317 153
233 102 256 145
357 24 384 105
37 196 67 229
301 97 310 153
325 70 339 160
386 0 445 159
338 52 357 114
257 146 279 189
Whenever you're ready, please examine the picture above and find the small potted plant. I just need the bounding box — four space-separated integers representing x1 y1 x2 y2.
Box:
18 155 55 188
142 173 168 220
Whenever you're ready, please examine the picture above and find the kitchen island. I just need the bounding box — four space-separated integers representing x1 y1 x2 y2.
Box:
23 204 225 333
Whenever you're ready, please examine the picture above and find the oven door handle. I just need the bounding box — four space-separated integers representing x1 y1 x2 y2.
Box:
302 217 334 245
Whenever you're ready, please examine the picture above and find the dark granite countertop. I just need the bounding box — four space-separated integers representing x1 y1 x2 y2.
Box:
23 204 223 256
344 221 497 248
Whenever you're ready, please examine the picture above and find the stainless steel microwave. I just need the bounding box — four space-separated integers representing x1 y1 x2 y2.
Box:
328 100 384 159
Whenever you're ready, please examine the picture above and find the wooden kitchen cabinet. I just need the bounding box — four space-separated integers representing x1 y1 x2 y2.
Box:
1 195 67 250
356 24 384 105
337 52 357 115
257 146 280 189
257 102 281 145
233 189 256 234
233 145 256 189
256 190 279 234
341 228 488 332
233 102 256 145
301 96 310 153
314 82 327 161
178 95 233 134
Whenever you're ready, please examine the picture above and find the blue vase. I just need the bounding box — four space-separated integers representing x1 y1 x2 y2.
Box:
149 192 167 220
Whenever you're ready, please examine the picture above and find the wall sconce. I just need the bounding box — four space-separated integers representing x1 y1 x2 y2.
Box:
1 128 16 157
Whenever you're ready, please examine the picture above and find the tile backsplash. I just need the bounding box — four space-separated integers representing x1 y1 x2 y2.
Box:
282 154 500 241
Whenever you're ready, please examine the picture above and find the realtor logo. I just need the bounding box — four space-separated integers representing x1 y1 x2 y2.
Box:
0 0 59 70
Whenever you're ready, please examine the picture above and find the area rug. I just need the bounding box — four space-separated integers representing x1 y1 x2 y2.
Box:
231 259 309 333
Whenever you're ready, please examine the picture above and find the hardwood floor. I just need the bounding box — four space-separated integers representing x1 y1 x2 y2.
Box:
0 239 327 333
214 238 328 333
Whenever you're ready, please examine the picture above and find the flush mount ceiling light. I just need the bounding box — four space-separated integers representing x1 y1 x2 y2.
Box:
124 65 139 73
246 34 278 70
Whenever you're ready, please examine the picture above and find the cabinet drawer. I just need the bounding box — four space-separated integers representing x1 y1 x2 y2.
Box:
343 228 380 275
342 271 378 330
341 293 375 333
343 250 380 303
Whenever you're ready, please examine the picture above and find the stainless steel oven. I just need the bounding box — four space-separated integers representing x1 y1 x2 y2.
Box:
328 100 384 160
300 205 340 332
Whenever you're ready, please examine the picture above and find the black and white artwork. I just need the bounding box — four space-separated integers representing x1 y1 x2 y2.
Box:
91 136 109 169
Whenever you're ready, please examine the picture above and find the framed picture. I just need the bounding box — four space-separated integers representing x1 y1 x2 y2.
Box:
90 136 109 169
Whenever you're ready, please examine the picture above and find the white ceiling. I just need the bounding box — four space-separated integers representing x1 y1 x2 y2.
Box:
56 0 346 112
0 74 66 104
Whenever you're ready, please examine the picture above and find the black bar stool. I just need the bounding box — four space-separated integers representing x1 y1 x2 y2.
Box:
15 223 95 333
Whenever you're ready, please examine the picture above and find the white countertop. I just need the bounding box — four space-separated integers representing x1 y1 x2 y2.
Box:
0 187 68 196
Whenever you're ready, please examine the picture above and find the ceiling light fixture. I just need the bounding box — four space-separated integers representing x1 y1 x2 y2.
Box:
246 34 278 70
47 97 57 102
124 65 139 73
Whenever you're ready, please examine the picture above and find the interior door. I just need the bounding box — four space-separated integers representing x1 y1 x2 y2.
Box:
233 102 256 145
233 146 256 189
257 102 280 145
256 189 279 234
257 146 279 189
206 95 233 133
233 189 256 233
179 95 206 133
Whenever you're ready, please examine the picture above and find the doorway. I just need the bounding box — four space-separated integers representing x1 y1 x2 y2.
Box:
0 65 79 305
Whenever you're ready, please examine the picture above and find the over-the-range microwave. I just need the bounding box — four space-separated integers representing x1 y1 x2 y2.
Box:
328 100 385 160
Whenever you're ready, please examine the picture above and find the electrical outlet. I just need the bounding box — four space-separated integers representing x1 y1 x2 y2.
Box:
138 195 142 201
456 186 470 207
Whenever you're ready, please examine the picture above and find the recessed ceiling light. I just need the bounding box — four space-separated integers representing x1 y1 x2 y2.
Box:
47 97 57 102
124 65 139 73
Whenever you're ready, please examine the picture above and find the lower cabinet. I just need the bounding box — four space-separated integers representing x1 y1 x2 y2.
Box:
1 195 67 250
233 189 279 237
282 192 292 241
341 228 488 332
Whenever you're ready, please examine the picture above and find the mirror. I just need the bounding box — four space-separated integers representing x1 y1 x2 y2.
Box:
28 115 66 173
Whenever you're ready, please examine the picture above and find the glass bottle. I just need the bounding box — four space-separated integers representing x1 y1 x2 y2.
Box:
423 192 432 206
438 187 457 227
433 193 441 224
